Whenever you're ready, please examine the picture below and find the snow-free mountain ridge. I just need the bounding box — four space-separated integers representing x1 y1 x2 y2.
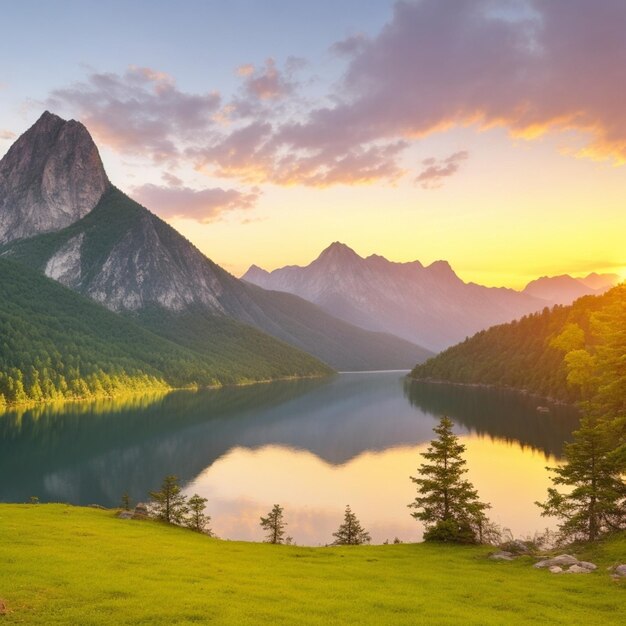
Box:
242 243 619 351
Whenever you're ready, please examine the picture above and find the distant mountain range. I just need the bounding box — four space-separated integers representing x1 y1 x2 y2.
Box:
243 243 619 351
522 273 619 305
0 112 431 380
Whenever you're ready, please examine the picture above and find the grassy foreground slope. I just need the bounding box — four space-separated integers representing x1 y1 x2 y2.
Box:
0 505 624 625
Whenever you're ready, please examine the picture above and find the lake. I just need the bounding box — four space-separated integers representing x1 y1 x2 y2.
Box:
0 371 579 545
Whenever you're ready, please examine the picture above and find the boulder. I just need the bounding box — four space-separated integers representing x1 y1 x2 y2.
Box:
535 554 578 568
614 564 626 577
500 540 531 555
117 510 133 520
567 565 591 574
548 566 563 574
490 552 514 561
578 561 597 571
132 502 150 519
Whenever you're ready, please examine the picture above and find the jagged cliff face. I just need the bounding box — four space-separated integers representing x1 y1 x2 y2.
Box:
0 111 109 244
35 189 229 313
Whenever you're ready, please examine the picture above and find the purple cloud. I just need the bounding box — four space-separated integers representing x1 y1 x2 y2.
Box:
416 151 469 188
282 0 626 165
133 181 260 223
242 58 295 101
45 0 626 188
48 66 221 163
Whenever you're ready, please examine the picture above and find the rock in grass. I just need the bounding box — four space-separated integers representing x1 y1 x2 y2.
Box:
614 564 626 577
578 561 597 571
118 510 134 520
132 503 150 519
535 554 578 568
548 566 563 574
567 565 592 574
490 552 514 561
498 539 532 555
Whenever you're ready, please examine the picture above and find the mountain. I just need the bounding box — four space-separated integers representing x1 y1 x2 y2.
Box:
0 112 109 245
0 112 431 371
578 272 620 291
522 273 618 305
0 257 331 406
410 284 625 404
242 242 548 352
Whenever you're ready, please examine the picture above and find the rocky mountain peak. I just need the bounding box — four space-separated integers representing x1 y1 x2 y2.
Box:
0 111 110 244
426 259 459 281
242 264 270 282
316 241 361 265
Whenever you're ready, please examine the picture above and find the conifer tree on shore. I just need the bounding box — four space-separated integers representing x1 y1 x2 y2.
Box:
186 494 212 535
409 417 491 543
149 475 188 524
260 504 287 544
332 505 371 545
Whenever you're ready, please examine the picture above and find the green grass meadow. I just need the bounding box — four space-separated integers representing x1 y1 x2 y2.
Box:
0 504 624 625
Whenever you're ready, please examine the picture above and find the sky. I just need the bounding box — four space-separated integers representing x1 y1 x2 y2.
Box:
1 0 625 287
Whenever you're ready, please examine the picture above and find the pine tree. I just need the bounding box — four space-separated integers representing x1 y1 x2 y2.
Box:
121 492 131 511
409 416 491 543
186 494 212 534
537 416 626 543
149 475 188 524
260 504 286 544
332 505 371 545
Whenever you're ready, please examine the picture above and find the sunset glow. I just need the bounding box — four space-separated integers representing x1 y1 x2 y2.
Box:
1 1 624 287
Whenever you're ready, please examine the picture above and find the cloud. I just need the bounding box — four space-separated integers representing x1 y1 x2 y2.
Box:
236 64 255 77
45 1 626 189
286 0 626 165
133 181 260 223
330 34 368 57
416 151 469 188
0 129 16 140
48 65 221 163
242 58 296 100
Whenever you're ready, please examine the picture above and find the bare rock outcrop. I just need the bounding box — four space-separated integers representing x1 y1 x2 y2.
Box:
0 111 109 244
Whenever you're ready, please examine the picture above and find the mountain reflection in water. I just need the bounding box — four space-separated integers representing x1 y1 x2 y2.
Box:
0 372 578 544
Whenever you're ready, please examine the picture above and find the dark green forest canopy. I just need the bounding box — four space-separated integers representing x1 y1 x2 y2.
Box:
410 284 626 406
0 258 331 406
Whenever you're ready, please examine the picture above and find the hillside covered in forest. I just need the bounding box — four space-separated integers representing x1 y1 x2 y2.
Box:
410 284 626 405
0 258 331 407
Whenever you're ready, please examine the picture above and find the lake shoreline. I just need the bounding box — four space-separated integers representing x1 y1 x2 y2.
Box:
407 376 576 409
0 371 336 414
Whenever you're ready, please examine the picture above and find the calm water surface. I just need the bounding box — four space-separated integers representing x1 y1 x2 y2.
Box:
0 372 579 544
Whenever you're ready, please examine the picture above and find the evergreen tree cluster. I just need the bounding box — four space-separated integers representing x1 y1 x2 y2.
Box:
536 285 626 543
0 258 329 408
410 285 625 402
148 475 212 534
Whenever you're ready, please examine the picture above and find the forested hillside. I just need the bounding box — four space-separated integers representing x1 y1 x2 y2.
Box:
410 284 625 404
2 186 431 371
0 259 331 407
